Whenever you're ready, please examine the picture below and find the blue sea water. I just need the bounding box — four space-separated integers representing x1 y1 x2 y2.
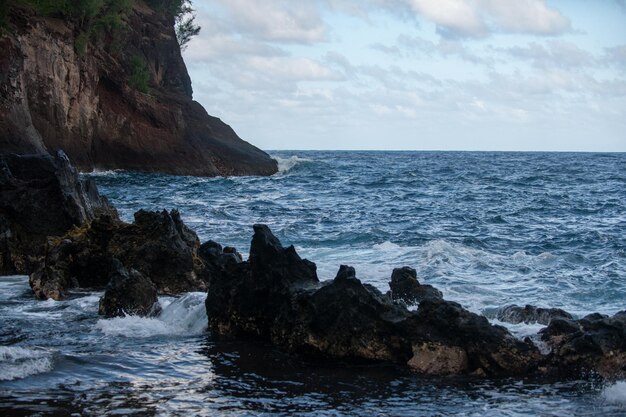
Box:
1 151 625 416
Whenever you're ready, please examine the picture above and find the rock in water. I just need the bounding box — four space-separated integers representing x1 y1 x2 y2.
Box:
388 266 443 305
206 224 541 376
493 304 573 325
29 210 209 300
0 152 117 275
0 3 276 176
98 260 160 318
541 311 626 378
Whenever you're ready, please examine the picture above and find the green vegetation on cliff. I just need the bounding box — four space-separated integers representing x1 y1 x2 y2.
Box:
2 0 200 51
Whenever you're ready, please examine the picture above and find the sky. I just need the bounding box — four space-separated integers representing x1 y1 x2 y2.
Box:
183 0 626 151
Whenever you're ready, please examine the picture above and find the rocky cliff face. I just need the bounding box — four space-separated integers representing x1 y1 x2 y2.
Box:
0 2 277 176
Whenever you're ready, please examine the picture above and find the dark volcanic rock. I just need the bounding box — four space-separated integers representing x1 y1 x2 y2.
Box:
389 266 443 305
0 3 276 176
111 209 203 294
29 210 208 300
276 265 413 363
206 224 319 338
206 224 542 376
541 311 626 378
0 152 117 275
403 299 539 376
493 304 573 325
196 240 243 291
98 259 160 318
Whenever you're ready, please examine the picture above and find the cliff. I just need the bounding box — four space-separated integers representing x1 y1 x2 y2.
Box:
0 1 277 176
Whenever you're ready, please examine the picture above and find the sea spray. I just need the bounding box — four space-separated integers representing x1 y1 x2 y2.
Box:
95 292 207 338
603 381 626 406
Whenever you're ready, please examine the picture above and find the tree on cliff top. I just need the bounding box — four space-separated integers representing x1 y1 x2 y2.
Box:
147 0 200 50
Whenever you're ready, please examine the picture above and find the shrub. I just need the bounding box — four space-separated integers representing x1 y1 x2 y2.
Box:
74 31 88 56
129 55 149 94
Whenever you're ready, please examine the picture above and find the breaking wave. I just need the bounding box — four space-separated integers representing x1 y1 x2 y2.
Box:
95 292 207 338
0 346 53 381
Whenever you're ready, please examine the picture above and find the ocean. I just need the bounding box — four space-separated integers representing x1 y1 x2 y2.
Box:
1 151 625 416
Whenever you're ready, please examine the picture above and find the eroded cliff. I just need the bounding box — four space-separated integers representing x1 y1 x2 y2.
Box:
0 1 277 176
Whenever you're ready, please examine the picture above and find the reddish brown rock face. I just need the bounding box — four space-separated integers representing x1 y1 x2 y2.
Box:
0 4 277 176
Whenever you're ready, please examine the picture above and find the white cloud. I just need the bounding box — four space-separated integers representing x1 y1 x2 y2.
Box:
501 41 595 69
211 0 328 43
407 0 488 37
402 0 570 38
246 57 343 82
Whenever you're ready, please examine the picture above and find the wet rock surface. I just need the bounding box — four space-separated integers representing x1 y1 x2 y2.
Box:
98 260 160 318
0 152 117 275
491 304 573 325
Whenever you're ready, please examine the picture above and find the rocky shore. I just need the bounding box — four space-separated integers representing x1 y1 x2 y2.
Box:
2 153 625 380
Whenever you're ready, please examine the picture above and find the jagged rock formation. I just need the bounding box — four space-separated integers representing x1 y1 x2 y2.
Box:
0 151 117 275
0 1 277 176
29 209 210 300
204 224 626 378
205 224 541 376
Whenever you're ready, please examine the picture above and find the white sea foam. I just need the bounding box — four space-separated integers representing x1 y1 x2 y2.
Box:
372 241 403 252
273 156 310 174
86 168 124 176
0 346 53 381
95 292 207 338
602 381 626 405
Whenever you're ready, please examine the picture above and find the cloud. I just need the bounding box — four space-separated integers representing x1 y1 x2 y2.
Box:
371 35 489 65
211 0 328 43
246 57 343 82
406 0 488 38
500 41 595 69
402 0 570 38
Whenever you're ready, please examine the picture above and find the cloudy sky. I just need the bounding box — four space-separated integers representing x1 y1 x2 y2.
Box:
183 0 626 151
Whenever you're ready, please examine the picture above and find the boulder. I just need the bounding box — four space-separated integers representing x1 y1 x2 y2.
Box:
492 304 573 325
29 209 208 300
98 260 160 318
0 151 117 275
388 266 443 305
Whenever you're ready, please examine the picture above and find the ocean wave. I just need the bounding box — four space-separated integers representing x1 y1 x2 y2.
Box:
95 292 207 338
602 381 626 405
0 346 53 381
272 155 311 174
